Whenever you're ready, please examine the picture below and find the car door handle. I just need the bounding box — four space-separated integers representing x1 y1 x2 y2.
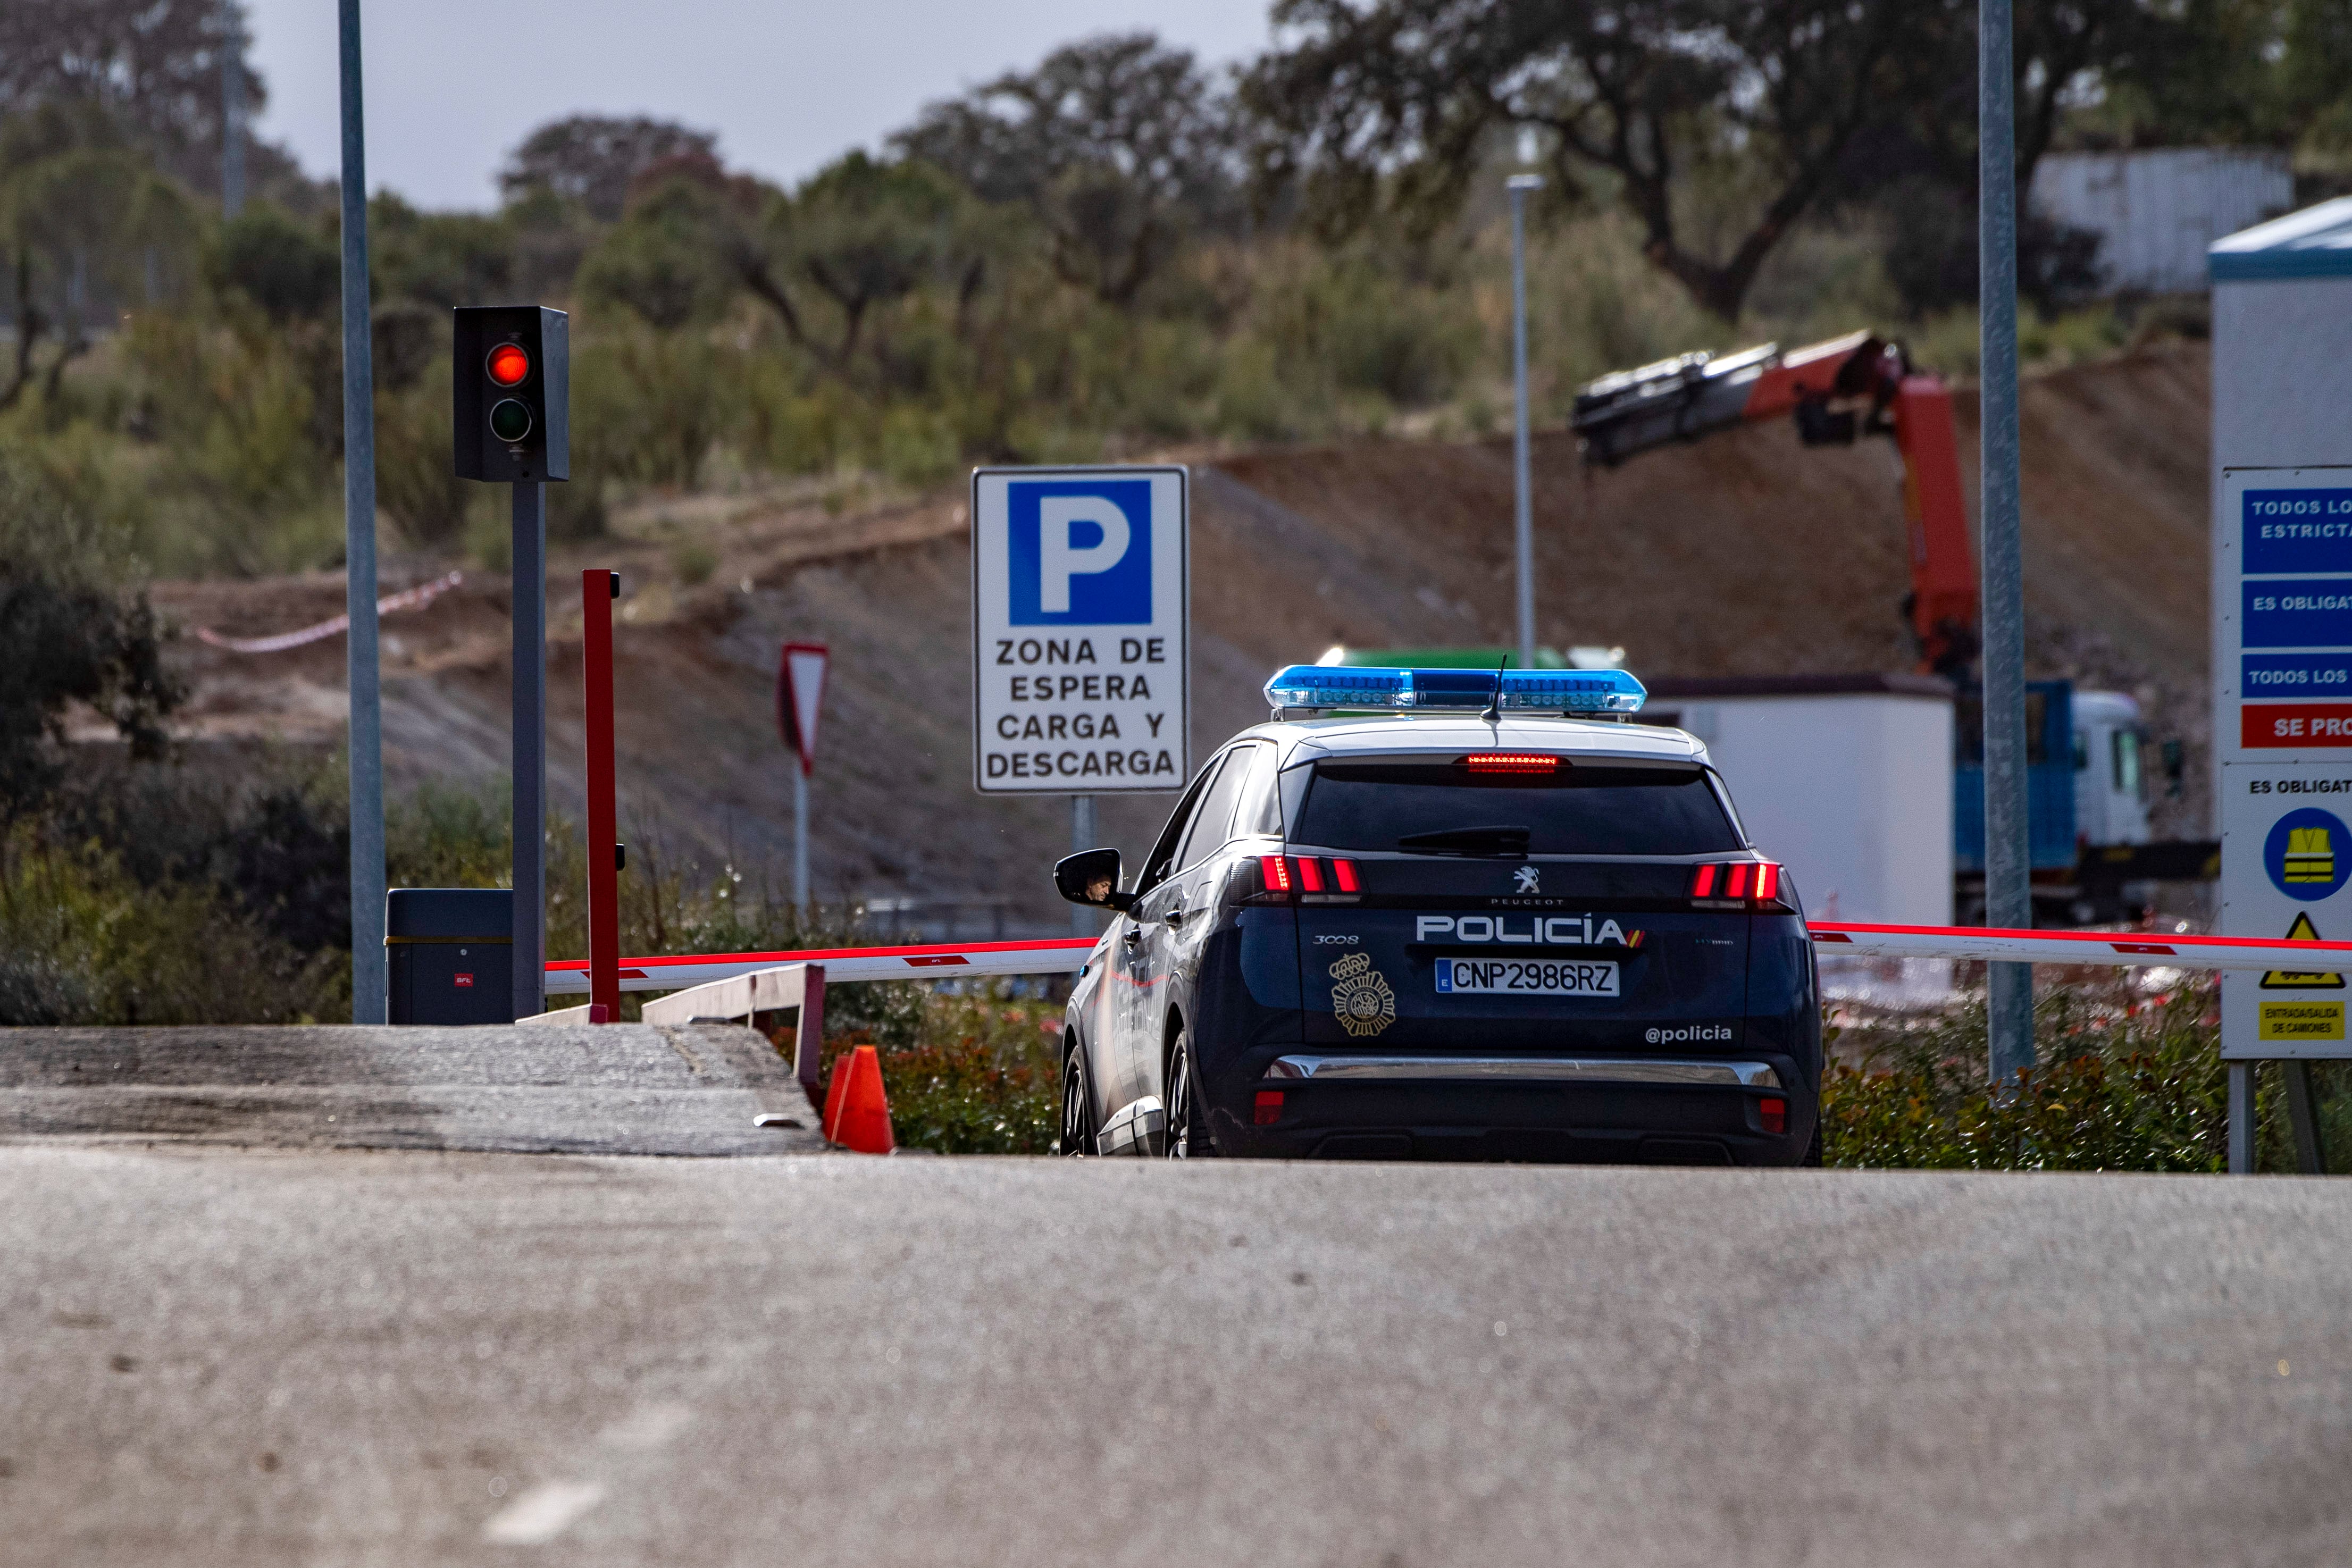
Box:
1122 925 1144 946
1165 907 1188 926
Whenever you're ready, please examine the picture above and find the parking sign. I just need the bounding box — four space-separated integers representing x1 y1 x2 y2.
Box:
972 466 1188 794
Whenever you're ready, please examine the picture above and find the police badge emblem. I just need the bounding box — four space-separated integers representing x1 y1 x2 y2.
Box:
1329 951 1396 1038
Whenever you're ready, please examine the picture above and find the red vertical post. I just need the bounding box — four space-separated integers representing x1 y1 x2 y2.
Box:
582 569 621 1021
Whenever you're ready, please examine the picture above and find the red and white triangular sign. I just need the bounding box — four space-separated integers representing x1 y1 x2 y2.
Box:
778 642 829 777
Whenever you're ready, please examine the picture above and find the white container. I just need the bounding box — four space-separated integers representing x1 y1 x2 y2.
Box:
1648 675 1955 926
2033 148 2294 294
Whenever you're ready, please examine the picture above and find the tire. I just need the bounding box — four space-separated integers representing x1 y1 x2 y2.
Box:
1060 1042 1098 1156
1802 1119 1824 1168
1165 1027 1213 1158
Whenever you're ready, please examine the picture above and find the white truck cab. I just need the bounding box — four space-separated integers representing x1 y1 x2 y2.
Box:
2071 690 2152 850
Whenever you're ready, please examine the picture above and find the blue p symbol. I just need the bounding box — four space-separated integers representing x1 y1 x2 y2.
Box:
1008 480 1152 625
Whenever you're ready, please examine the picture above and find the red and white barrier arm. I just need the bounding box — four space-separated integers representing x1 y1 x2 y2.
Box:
545 923 2352 996
543 936 1099 994
1809 922 2352 971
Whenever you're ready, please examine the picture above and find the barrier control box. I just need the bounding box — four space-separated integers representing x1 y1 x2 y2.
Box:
386 888 515 1026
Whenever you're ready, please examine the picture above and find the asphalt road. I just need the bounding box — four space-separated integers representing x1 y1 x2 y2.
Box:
9 1146 2351 1567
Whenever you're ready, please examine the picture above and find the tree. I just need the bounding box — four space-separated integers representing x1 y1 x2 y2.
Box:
498 115 721 222
576 162 744 331
0 0 266 197
895 33 1240 305
1 102 196 409
785 154 974 366
1248 0 1934 322
0 460 180 826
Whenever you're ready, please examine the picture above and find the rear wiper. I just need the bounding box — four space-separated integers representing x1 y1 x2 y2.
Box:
1396 825 1531 857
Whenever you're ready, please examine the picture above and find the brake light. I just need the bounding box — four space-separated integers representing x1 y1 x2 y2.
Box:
1296 856 1326 892
1330 858 1360 893
1254 1089 1284 1126
1259 854 1292 894
1759 1096 1787 1135
1693 859 1785 905
1464 752 1559 774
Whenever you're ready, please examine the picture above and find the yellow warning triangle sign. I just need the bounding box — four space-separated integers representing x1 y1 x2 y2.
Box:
2262 911 2345 990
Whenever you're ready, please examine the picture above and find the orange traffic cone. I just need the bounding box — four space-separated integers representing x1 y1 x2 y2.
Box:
824 1044 895 1154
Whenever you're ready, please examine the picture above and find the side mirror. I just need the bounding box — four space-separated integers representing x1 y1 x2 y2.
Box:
1055 847 1134 911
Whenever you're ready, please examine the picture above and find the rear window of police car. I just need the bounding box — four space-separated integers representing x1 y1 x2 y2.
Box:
1294 760 1742 857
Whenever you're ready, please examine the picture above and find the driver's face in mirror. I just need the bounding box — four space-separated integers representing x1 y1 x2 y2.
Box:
1086 875 1114 905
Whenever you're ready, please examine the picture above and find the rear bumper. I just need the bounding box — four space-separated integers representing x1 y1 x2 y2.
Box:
1210 1058 1815 1166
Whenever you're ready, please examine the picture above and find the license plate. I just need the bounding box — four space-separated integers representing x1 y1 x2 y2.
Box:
1436 958 1620 996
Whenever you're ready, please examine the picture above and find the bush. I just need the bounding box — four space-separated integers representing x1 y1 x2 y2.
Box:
819 982 1063 1154
0 826 348 1025
1821 977 2329 1172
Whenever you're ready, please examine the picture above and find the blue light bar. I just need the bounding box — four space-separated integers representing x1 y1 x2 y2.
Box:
1263 665 1646 715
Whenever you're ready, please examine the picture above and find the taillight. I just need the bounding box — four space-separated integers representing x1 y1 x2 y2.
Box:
1258 856 1362 900
1759 1096 1787 1135
1691 860 1785 907
1463 752 1559 774
1254 1089 1284 1126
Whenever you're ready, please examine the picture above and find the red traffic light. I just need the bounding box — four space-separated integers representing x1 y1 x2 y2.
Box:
486 343 530 387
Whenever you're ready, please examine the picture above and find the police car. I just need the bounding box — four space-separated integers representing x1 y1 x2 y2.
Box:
1052 663 1821 1164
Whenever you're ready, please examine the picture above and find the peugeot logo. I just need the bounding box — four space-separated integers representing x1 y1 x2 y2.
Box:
1514 866 1541 893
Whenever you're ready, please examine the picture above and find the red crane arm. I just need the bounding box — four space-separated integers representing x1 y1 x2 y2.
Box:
1570 330 1980 678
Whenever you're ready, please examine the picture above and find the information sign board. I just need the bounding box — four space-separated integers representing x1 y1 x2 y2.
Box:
2218 467 2352 1059
970 466 1188 794
2220 762 2352 1058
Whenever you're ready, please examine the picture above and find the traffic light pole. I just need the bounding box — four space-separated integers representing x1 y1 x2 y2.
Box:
511 482 547 1022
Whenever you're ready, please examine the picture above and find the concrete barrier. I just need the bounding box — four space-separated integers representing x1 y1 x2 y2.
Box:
0 1024 824 1155
638 963 825 1098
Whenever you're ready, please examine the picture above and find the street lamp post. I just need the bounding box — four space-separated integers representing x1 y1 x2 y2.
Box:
1508 172 1544 672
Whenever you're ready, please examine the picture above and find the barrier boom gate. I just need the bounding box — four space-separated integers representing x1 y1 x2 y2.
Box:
544 923 2352 995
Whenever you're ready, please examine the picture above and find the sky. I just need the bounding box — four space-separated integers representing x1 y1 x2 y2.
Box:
243 0 1278 211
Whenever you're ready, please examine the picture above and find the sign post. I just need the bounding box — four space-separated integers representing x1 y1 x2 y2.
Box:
971 467 1190 924
2216 466 2352 1171
779 642 829 909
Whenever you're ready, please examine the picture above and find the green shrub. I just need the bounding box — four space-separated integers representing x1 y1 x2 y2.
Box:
819 982 1063 1154
1821 978 2331 1172
0 827 348 1025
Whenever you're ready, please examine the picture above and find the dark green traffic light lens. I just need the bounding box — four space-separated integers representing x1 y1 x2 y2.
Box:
489 398 533 443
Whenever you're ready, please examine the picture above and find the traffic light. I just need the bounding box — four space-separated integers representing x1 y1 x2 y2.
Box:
452 305 569 483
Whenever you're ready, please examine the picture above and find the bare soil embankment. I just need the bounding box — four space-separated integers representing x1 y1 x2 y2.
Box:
143 343 2213 925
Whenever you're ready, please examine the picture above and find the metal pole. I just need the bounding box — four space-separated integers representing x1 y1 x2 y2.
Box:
336 0 384 1024
581 570 620 1022
793 768 809 908
1508 173 1543 672
1072 794 1098 937
2229 1062 2257 1173
510 482 547 1022
221 0 246 218
1979 0 2034 1085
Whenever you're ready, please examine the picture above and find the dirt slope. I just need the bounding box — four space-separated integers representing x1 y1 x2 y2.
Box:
143 343 2213 929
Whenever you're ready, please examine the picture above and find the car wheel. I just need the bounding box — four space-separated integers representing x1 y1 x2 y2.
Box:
1165 1028 1213 1158
1802 1120 1824 1168
1060 1042 1098 1156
